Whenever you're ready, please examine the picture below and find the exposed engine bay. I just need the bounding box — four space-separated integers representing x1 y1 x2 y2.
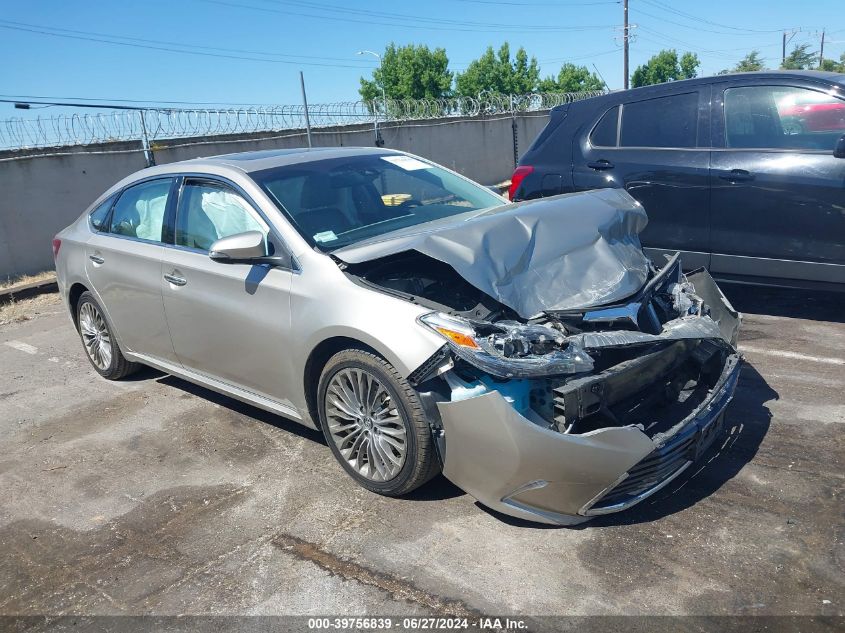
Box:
345 249 741 444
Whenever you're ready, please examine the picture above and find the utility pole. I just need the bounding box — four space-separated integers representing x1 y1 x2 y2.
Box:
819 30 826 68
782 32 786 65
782 28 800 66
623 0 629 89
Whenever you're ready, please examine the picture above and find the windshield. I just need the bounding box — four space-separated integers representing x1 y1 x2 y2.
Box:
250 153 504 251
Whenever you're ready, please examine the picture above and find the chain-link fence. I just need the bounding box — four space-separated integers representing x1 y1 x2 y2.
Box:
0 91 604 151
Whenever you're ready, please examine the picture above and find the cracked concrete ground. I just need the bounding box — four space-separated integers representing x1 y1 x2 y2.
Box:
0 286 843 625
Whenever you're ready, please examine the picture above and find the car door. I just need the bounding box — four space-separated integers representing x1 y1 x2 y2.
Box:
161 177 298 409
572 88 712 269
709 81 845 284
85 177 179 363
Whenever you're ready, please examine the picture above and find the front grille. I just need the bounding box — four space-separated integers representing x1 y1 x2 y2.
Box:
590 424 697 510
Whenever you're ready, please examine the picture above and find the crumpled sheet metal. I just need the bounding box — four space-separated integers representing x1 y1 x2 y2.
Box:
335 188 651 319
572 316 726 349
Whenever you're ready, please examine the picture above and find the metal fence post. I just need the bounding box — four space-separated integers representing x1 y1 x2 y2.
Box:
300 71 313 148
138 110 155 167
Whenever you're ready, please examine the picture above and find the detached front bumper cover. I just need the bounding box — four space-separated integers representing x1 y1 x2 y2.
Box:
438 350 741 525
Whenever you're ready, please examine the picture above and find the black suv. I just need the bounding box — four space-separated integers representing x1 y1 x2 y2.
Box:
512 71 845 290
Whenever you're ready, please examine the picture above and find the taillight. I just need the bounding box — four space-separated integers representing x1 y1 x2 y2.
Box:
52 238 62 260
508 165 534 201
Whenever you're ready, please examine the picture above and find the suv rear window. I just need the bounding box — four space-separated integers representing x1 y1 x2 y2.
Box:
620 92 698 148
590 105 619 147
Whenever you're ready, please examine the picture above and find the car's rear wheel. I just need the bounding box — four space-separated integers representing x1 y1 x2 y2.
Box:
76 291 139 380
317 349 440 496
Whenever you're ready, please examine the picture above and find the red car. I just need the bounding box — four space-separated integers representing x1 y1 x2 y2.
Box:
778 91 845 132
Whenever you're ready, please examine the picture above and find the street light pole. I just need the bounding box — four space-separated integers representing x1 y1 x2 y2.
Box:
358 49 387 147
357 49 388 117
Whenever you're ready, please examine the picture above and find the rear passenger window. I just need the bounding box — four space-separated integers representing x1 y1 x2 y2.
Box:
590 105 619 147
109 179 172 242
88 196 115 231
620 93 698 148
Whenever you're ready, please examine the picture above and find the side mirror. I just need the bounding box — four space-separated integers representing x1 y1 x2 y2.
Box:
209 231 287 266
835 134 845 159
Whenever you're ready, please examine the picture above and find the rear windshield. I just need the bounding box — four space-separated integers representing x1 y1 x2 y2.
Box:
250 154 503 251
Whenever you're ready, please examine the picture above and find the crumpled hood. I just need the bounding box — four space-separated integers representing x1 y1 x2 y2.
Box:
334 188 651 318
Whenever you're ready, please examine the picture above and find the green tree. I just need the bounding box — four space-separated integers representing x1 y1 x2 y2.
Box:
358 43 452 101
819 53 845 72
537 63 604 92
735 50 766 72
781 43 817 70
718 50 766 75
631 49 700 87
455 43 540 96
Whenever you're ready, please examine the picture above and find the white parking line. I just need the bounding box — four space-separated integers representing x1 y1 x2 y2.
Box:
738 345 845 366
4 340 38 355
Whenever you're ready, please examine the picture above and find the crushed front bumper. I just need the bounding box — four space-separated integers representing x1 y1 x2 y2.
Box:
438 351 741 526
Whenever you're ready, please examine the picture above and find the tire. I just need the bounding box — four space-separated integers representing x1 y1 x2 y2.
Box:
317 348 440 496
76 291 139 380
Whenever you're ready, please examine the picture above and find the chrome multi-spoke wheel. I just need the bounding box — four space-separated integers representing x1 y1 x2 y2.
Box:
79 301 113 370
324 367 408 482
75 292 138 380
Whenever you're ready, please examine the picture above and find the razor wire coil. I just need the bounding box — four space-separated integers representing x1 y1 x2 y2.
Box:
0 91 604 151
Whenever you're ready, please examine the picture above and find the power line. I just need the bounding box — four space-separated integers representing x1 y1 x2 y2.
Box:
258 0 615 29
0 94 283 108
450 0 619 5
201 0 616 32
0 19 375 64
639 0 795 34
0 21 376 67
634 7 790 37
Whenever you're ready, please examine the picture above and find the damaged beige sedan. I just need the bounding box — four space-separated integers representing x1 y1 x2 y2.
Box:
55 148 741 526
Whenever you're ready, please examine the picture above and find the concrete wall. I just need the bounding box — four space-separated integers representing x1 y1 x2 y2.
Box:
0 112 550 278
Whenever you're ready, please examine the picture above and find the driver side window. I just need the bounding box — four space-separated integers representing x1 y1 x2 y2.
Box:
176 181 267 252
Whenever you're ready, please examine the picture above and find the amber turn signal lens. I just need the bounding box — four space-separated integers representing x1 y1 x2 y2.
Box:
434 327 479 348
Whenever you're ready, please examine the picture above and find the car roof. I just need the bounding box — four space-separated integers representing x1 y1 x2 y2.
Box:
170 146 398 173
554 70 845 112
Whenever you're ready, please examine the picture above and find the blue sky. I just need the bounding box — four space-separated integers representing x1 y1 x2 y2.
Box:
1 0 842 111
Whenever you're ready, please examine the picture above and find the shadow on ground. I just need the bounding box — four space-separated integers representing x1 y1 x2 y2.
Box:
154 373 467 502
720 284 844 323
156 374 325 444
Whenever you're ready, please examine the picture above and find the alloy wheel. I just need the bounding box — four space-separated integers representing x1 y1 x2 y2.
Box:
324 368 407 482
79 302 113 370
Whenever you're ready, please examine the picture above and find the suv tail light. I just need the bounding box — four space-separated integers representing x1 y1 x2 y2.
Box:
52 237 62 260
508 165 534 201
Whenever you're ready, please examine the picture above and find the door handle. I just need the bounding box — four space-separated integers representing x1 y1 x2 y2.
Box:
164 273 187 286
587 159 614 171
88 255 104 264
718 169 754 182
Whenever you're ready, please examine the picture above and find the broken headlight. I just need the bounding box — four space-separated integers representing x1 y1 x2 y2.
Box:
418 312 594 379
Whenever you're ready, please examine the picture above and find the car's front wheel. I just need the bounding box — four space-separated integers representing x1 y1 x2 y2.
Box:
317 349 440 496
76 291 139 380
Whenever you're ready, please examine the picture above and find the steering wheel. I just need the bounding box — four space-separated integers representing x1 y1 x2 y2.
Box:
397 198 423 210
